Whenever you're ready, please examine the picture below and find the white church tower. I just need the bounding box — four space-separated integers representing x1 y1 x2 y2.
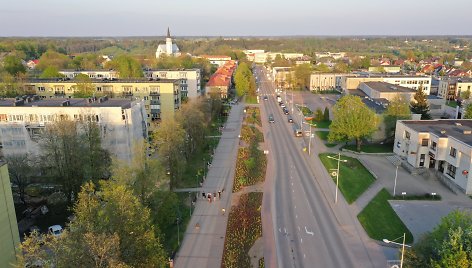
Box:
156 27 181 59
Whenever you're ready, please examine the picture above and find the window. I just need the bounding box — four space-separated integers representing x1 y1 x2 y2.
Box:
447 164 456 178
419 154 425 167
404 131 410 140
97 87 102 92
38 86 46 91
421 139 429 146
450 147 457 158
431 141 437 151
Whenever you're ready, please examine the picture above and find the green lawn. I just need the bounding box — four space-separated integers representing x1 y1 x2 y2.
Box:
246 95 258 104
319 153 376 204
315 131 329 141
343 143 393 153
326 143 338 148
446 101 458 108
357 189 414 244
310 119 331 129
311 90 341 95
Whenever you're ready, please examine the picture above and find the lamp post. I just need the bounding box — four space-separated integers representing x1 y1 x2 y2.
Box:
383 233 411 268
393 164 399 197
327 153 348 204
302 121 313 155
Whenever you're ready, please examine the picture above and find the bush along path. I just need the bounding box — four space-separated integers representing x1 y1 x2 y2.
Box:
222 106 267 268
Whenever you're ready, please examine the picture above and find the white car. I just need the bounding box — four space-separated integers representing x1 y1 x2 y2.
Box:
48 225 63 237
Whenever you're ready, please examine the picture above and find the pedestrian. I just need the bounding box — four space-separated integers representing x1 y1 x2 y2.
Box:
202 192 205 199
213 192 217 202
208 193 212 203
218 191 221 199
222 208 226 215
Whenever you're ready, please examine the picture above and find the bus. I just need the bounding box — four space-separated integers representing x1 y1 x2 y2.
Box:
292 123 302 137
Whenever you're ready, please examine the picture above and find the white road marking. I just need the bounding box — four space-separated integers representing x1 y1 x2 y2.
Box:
301 238 303 243
279 228 281 233
284 228 287 234
296 214 298 219
305 226 314 236
298 226 301 231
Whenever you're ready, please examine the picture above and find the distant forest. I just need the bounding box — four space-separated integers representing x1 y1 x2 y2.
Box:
0 36 471 60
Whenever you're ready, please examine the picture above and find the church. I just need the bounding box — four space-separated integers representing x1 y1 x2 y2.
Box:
155 28 181 58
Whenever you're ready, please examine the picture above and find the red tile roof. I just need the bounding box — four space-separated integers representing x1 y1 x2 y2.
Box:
206 61 237 87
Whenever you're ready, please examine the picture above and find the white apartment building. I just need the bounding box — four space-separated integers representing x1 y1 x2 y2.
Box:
342 75 432 95
438 78 472 100
244 50 304 63
0 97 147 162
310 73 350 91
199 55 232 67
144 69 201 98
394 119 472 194
60 70 119 80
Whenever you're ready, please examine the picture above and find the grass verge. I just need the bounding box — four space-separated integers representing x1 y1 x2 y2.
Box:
246 95 258 104
357 188 414 244
222 192 263 268
315 131 329 141
343 143 393 153
319 153 375 204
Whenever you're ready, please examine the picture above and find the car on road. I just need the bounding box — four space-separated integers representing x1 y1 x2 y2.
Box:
283 107 289 115
48 225 63 237
263 96 268 101
287 115 293 123
268 114 275 123
280 103 286 108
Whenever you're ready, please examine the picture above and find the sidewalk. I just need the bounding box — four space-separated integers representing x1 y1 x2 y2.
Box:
174 102 244 268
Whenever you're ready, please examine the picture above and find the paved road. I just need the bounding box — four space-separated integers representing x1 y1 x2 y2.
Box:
256 67 386 268
174 102 244 268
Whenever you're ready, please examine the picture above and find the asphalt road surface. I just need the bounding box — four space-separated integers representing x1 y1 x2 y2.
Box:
256 66 385 268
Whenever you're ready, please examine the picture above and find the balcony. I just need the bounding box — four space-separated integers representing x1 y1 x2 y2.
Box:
54 91 65 96
122 92 133 97
149 91 160 96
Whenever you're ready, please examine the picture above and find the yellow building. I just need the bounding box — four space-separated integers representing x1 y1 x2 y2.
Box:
22 79 183 126
0 161 20 267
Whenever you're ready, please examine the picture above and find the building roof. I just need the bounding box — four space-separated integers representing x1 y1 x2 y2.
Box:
0 97 133 109
206 61 237 87
362 81 416 93
402 119 472 146
25 78 181 84
200 55 232 60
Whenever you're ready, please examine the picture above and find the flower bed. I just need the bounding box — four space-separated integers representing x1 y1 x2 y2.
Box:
232 145 267 192
241 125 264 144
222 192 263 268
245 107 262 127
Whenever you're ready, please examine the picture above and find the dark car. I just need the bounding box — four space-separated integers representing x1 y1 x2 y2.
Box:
287 115 293 123
283 107 289 115
268 114 275 123
263 96 268 101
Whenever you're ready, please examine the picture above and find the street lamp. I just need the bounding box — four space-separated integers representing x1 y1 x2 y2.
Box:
383 233 411 268
302 121 313 155
327 153 348 204
393 164 399 197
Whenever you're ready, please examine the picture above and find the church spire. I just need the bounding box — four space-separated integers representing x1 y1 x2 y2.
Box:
167 27 171 38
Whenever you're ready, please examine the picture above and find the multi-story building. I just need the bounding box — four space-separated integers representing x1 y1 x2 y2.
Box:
394 119 472 194
144 69 201 99
315 52 346 60
272 67 294 89
359 82 416 102
309 73 349 91
198 55 232 67
22 78 183 125
438 78 472 100
368 66 401 74
59 70 119 80
205 61 237 99
341 75 432 95
0 161 20 268
0 97 147 162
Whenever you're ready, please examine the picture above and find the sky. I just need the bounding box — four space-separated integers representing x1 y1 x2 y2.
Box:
1 0 471 36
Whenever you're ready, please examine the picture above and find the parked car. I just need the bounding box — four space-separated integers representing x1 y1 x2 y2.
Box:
287 115 293 123
48 225 63 237
268 114 275 123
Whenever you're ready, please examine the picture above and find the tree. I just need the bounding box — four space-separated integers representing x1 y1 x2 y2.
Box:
313 63 330 73
404 210 472 267
323 107 330 121
105 55 143 78
333 61 349 73
410 85 431 120
293 63 312 90
3 55 26 76
234 62 252 97
40 118 110 203
151 119 186 190
314 108 323 121
328 95 379 151
463 102 472 119
384 95 411 140
73 73 96 98
17 181 168 268
461 88 471 100
39 66 64 78
36 49 71 70
112 141 165 203
175 99 206 156
4 153 36 204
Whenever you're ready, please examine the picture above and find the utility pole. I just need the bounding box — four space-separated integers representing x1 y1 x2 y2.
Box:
327 153 348 204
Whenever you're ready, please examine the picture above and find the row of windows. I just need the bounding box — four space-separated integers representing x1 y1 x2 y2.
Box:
0 113 99 123
420 138 458 158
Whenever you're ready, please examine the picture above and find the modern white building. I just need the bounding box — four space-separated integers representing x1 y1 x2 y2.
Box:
359 82 416 102
144 69 201 98
315 52 346 60
342 75 432 95
0 97 147 162
394 119 472 194
199 55 232 67
155 28 181 59
310 73 350 91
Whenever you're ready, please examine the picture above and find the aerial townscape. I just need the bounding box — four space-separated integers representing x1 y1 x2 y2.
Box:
1 1 472 268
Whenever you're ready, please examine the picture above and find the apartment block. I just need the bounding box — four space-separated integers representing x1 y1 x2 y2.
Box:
205 61 237 99
341 75 432 95
0 97 147 162
59 70 119 80
438 78 472 100
272 67 294 89
144 69 201 99
394 119 472 194
0 161 20 268
22 78 183 125
359 82 416 102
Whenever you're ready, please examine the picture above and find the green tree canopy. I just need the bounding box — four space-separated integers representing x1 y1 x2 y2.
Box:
234 62 253 97
463 102 472 119
328 95 379 151
105 55 143 78
313 63 330 73
384 95 412 140
36 49 71 70
410 85 431 120
293 63 313 90
3 55 26 76
17 181 168 268
73 73 96 98
39 66 64 78
404 210 472 267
